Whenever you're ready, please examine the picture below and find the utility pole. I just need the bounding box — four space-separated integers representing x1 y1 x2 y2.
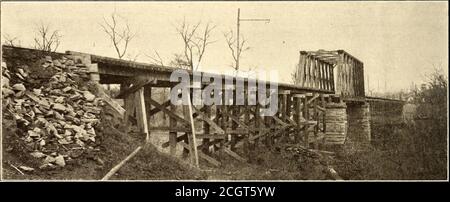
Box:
236 8 270 70
237 8 240 70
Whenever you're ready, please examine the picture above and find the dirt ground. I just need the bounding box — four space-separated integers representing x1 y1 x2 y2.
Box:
3 114 436 181
2 113 202 180
2 118 337 181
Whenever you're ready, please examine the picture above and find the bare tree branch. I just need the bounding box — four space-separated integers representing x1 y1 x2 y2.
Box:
2 34 21 47
100 12 136 59
224 30 250 70
126 52 141 62
33 22 61 52
145 50 165 66
169 53 191 69
174 19 216 71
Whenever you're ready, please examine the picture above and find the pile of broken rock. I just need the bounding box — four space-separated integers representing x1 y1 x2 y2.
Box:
2 55 104 170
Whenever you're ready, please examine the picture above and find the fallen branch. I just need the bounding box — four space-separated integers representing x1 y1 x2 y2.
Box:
309 148 335 156
101 146 142 180
8 162 24 175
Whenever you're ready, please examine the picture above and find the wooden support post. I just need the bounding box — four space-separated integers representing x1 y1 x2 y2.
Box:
169 87 178 156
243 88 251 156
331 65 335 91
182 89 199 168
291 96 298 144
144 86 152 142
123 92 135 132
313 94 319 150
264 113 271 147
303 95 309 148
179 142 221 167
281 93 286 119
135 88 149 142
231 85 238 151
203 100 211 154
223 147 247 163
219 88 225 150
293 95 303 143
305 56 310 87
213 91 221 152
325 64 330 90
116 77 155 99
255 86 263 145
286 93 292 120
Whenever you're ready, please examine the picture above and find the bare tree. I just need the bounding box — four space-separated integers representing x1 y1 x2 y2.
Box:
126 52 141 62
174 19 216 71
100 12 136 59
145 50 165 66
33 22 62 52
2 34 21 47
224 30 250 71
169 53 191 69
291 71 298 84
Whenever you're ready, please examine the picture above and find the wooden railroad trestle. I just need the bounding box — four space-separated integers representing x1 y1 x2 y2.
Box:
117 76 343 168
1 46 406 170
62 49 345 168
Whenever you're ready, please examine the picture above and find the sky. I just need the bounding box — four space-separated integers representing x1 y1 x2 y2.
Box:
1 1 448 93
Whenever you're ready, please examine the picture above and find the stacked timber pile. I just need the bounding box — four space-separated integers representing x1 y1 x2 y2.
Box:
2 55 103 170
324 103 347 145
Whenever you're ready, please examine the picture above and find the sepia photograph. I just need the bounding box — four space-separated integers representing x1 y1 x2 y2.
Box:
0 0 448 183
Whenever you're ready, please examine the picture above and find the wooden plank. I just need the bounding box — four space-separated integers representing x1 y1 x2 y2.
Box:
163 134 187 148
144 86 152 139
312 95 319 150
317 105 326 112
148 100 171 117
179 142 221 167
297 53 306 85
93 83 125 117
116 76 155 99
225 129 249 134
184 91 199 168
305 56 310 87
221 111 253 131
193 109 226 134
292 94 306 98
223 147 247 162
134 92 142 130
169 91 178 155
124 92 135 127
135 88 149 142
101 146 142 181
303 96 309 148
195 134 227 139
286 94 292 119
147 97 190 125
272 115 289 127
320 94 326 133
149 126 189 132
